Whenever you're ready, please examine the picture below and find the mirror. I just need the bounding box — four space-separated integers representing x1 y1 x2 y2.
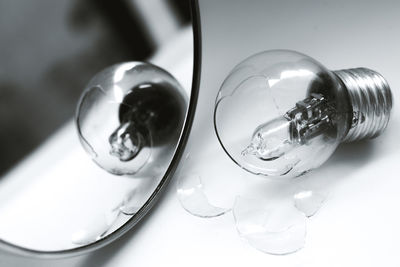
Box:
0 0 199 256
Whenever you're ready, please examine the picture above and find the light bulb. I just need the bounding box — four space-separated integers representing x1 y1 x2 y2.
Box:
214 50 393 177
76 62 187 175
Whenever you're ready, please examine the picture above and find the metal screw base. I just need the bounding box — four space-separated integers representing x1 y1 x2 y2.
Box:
334 68 393 142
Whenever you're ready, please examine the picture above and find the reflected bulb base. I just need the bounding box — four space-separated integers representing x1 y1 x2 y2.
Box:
334 68 393 142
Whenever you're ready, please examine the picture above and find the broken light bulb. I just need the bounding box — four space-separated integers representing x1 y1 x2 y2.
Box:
214 50 393 177
76 62 187 175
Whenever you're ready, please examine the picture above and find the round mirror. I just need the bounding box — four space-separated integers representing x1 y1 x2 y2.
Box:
0 0 200 257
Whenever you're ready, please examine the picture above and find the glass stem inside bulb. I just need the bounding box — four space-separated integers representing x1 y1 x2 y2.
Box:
286 93 335 144
243 93 336 161
109 120 144 162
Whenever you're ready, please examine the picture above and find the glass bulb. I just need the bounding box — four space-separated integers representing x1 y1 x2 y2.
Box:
76 62 187 175
214 50 392 178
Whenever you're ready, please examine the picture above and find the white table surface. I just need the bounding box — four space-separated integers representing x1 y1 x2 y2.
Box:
1 1 400 266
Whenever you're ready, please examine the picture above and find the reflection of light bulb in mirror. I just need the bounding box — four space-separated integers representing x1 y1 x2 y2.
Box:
214 50 393 178
76 62 187 175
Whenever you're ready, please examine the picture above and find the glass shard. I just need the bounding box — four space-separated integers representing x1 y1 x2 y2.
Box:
177 173 230 218
293 189 326 217
71 209 120 245
233 196 306 255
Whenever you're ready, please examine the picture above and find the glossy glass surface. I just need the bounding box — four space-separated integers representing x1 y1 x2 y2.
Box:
76 62 187 175
214 50 344 177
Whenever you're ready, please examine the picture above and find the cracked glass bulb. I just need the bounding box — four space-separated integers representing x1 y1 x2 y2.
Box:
214 50 392 178
76 62 187 175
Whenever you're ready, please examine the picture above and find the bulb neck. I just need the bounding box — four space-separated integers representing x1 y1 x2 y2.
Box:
333 68 393 142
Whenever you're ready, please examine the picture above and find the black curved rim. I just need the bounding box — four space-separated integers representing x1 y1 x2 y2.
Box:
0 0 201 259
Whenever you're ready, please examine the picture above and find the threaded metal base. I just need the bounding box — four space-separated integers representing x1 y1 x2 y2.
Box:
334 68 393 142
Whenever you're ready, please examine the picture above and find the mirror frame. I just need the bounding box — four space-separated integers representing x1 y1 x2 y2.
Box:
0 0 201 258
